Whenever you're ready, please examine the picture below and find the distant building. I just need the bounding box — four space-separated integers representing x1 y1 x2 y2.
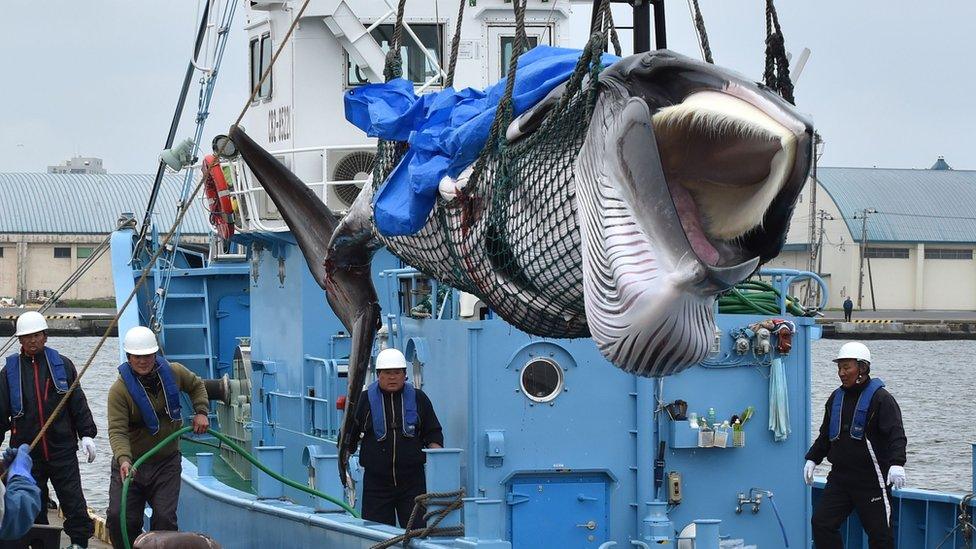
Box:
47 156 107 174
770 158 976 310
0 173 209 304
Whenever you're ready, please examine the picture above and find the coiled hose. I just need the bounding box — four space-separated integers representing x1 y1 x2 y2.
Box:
718 280 815 317
120 427 358 549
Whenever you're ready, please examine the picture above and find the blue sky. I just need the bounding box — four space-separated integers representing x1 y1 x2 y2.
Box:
1 0 972 173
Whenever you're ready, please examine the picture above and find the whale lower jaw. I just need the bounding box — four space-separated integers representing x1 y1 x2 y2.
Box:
587 272 716 377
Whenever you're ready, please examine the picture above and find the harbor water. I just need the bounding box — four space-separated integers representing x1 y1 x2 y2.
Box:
40 336 973 516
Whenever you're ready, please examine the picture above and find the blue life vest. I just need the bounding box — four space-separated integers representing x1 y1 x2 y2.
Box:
118 357 182 435
4 348 70 419
366 380 418 441
829 378 885 441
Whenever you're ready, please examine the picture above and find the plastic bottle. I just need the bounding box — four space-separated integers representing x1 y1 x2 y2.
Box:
707 407 717 426
688 412 699 428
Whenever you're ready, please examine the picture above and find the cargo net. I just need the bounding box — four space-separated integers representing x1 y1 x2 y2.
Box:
372 27 614 339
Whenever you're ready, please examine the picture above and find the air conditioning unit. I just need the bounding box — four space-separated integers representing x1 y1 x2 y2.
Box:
325 148 375 213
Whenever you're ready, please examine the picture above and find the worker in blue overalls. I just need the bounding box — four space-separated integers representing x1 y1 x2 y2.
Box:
0 311 97 549
346 348 444 528
804 342 908 549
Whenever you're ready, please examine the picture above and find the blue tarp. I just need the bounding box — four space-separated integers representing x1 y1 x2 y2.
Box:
344 46 619 236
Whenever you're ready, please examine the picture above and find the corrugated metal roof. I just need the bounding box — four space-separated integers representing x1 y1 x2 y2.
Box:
0 173 209 234
817 167 976 244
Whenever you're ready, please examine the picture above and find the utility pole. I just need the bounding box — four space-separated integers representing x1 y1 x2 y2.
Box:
807 134 823 275
813 209 833 306
854 208 877 309
803 133 824 307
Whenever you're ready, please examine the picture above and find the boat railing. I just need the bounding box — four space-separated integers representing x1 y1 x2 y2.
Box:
755 268 828 315
221 143 374 233
813 446 976 549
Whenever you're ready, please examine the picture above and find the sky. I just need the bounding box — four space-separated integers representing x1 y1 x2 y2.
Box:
1 0 973 173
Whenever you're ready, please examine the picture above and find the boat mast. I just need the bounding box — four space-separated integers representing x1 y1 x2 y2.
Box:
132 2 212 259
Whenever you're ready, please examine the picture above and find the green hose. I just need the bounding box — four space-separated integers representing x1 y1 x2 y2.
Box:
120 427 359 549
718 279 814 317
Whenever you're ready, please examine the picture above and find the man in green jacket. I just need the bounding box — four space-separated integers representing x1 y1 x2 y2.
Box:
105 326 210 548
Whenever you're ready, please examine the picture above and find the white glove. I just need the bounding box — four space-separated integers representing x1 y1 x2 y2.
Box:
80 436 96 463
803 460 816 485
887 465 906 489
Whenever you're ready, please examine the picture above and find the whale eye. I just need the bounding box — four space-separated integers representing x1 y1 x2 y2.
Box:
520 358 564 403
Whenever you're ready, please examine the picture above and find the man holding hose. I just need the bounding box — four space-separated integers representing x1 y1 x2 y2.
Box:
105 326 209 547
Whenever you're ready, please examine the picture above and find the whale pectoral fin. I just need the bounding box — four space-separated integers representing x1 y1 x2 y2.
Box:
338 300 381 489
230 126 338 289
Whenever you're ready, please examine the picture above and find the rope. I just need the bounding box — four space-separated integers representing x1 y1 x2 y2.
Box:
25 178 207 456
587 0 620 57
689 0 713 63
120 427 359 549
234 0 313 126
443 0 466 88
763 0 795 104
934 493 976 549
469 0 527 181
597 0 622 57
471 0 612 179
153 0 238 332
370 489 465 549
383 0 410 82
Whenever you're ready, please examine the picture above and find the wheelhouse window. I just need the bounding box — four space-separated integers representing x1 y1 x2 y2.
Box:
924 248 973 260
53 247 70 259
249 32 273 100
863 247 909 259
347 24 444 87
499 35 539 78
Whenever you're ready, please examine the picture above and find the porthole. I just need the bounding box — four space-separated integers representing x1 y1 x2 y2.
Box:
519 358 564 403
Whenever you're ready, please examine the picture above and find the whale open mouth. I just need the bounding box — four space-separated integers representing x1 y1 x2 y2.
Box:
651 90 798 269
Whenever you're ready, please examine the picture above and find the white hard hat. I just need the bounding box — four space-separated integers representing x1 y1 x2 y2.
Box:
123 326 160 355
834 342 871 365
375 348 407 371
15 311 48 337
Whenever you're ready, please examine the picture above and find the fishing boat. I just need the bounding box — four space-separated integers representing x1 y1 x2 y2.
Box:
110 1 975 547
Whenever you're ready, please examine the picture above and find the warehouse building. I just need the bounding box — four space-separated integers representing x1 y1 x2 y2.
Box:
0 173 209 304
768 158 976 310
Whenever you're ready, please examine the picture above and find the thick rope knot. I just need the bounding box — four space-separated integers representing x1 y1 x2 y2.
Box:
370 489 466 549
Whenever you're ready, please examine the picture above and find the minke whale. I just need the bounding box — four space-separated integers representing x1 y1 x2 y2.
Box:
229 49 813 486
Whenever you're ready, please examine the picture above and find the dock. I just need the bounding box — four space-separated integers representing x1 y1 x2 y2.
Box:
0 308 117 337
51 509 113 548
818 309 976 340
